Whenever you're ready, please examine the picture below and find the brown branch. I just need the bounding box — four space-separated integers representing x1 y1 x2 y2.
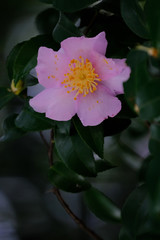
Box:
84 11 98 36
39 131 50 149
48 129 54 166
52 187 103 240
47 129 103 240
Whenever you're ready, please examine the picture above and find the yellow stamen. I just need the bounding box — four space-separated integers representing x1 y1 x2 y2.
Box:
61 57 101 100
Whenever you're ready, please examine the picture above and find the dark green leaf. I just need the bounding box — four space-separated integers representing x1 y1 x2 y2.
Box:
121 0 149 39
39 0 53 3
121 185 150 237
147 154 160 217
49 161 91 192
95 158 115 173
149 124 160 155
54 122 97 177
36 8 59 34
52 13 81 43
84 187 121 222
7 35 59 84
119 227 133 240
145 0 160 47
137 79 160 120
124 49 148 108
0 114 25 142
73 116 104 158
71 134 96 175
117 94 137 119
24 74 38 87
7 42 24 80
103 118 131 136
52 0 98 12
15 102 55 131
0 87 14 109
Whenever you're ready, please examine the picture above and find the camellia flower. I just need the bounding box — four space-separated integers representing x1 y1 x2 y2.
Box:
29 32 131 126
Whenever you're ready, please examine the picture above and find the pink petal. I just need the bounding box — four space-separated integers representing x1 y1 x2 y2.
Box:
29 88 56 113
90 52 131 95
61 32 107 59
77 86 121 126
104 59 131 94
36 47 69 88
46 88 77 121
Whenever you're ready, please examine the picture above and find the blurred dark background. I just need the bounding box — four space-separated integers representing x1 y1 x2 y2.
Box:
0 1 149 239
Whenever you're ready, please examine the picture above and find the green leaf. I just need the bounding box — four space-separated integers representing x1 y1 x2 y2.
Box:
136 79 160 120
103 118 131 136
119 227 133 240
15 102 55 131
149 124 160 155
73 116 104 158
145 0 160 47
84 187 121 222
7 35 59 84
121 0 149 39
54 122 97 177
49 161 91 192
0 87 14 109
7 42 24 80
117 94 137 119
71 134 96 175
52 13 81 43
124 49 148 108
39 0 53 3
95 158 115 173
121 185 150 237
147 154 160 217
0 114 25 142
52 0 98 12
36 8 59 34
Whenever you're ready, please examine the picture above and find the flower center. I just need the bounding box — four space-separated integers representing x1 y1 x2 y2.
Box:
61 56 101 100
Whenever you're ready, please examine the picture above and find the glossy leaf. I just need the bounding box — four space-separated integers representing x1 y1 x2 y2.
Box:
124 50 148 107
119 227 133 240
7 42 24 81
0 87 14 109
147 154 160 217
121 185 150 237
36 8 59 34
145 0 160 47
95 159 115 173
52 13 81 43
121 0 149 39
54 122 97 177
147 125 160 216
103 118 131 136
15 102 55 131
49 161 91 192
0 114 25 142
73 116 104 158
149 124 160 155
52 0 98 12
84 187 121 222
116 94 137 119
136 79 160 120
7 35 59 84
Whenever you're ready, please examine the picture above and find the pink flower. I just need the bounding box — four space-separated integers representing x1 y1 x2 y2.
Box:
29 32 130 126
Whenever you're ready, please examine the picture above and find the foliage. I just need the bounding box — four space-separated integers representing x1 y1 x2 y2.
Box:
1 0 160 239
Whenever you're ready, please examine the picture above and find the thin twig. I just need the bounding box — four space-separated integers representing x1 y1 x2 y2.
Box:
84 11 98 36
52 187 103 240
48 129 54 167
39 131 50 149
47 129 103 240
